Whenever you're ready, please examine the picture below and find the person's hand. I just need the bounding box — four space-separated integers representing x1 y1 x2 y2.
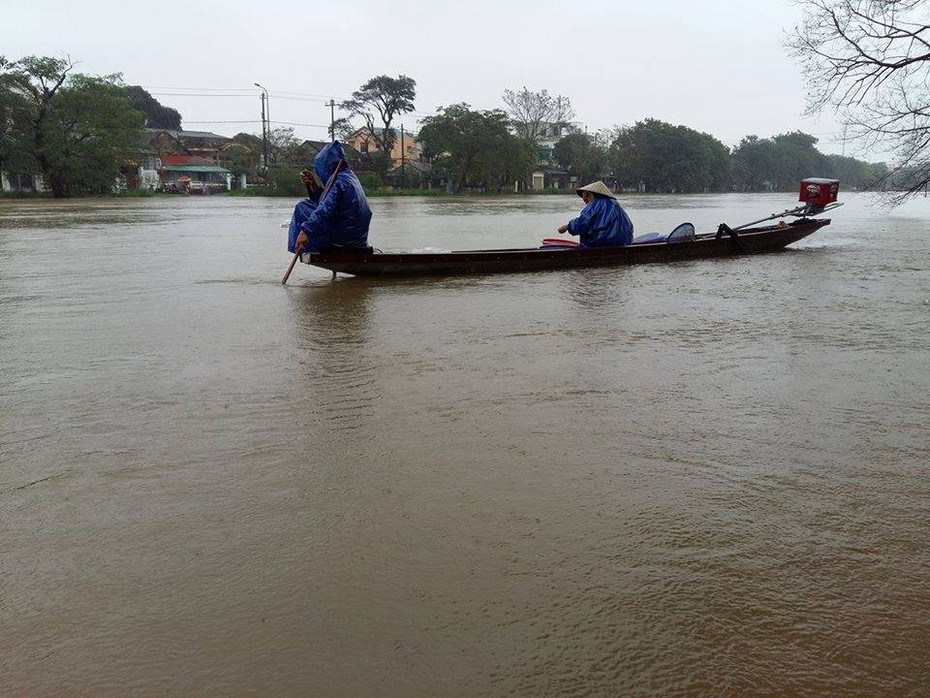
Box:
295 231 309 253
558 224 569 234
300 170 320 193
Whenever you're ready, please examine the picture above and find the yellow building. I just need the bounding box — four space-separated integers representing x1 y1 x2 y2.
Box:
344 126 420 166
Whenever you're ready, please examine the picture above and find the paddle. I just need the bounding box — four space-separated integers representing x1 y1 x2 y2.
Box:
281 160 345 285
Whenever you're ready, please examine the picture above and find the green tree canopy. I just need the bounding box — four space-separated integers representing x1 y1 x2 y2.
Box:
418 103 536 191
0 55 144 197
732 135 778 191
261 127 320 193
552 132 606 184
823 154 887 191
125 85 181 129
341 74 416 155
608 119 732 193
733 131 832 191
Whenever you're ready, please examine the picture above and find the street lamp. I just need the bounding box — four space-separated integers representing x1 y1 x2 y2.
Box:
254 82 269 168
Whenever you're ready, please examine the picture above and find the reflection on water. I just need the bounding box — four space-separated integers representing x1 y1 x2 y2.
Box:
562 266 634 313
1 194 929 696
286 282 377 433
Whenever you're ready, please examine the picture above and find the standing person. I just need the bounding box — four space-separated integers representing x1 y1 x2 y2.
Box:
288 140 372 255
557 180 633 247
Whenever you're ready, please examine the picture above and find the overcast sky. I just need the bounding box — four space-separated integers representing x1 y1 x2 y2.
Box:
5 0 859 156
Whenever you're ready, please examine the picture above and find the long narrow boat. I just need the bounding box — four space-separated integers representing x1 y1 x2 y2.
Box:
303 217 832 278
295 179 842 279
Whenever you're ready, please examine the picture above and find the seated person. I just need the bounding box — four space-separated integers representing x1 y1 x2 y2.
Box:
557 180 633 247
288 140 372 255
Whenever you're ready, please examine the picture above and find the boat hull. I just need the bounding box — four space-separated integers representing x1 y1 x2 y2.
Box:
306 218 830 277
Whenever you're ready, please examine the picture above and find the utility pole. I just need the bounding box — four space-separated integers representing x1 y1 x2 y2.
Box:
259 92 267 168
254 83 270 168
400 124 406 189
327 99 336 141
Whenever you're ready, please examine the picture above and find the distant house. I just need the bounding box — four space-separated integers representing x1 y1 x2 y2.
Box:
528 121 585 191
143 129 230 160
156 154 230 192
535 121 583 151
140 129 232 191
344 127 422 168
2 128 234 193
530 165 574 191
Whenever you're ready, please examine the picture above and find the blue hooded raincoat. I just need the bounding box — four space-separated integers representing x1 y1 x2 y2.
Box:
567 194 634 247
287 141 372 254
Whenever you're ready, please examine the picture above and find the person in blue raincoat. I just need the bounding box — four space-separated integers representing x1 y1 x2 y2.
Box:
288 140 372 255
557 180 633 247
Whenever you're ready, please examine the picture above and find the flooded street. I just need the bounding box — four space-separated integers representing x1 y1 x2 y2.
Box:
2 192 929 696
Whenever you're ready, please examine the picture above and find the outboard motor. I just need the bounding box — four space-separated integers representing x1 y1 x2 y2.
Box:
799 178 840 215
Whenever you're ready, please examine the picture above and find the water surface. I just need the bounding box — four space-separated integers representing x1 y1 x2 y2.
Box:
2 193 928 696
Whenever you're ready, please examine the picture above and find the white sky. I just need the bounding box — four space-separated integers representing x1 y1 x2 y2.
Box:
4 0 863 157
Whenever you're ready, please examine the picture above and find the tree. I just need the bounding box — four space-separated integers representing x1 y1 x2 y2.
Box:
341 75 416 155
125 85 182 129
733 132 839 191
263 126 319 192
267 126 306 167
221 132 263 182
502 87 575 142
824 153 888 190
418 103 536 191
732 135 779 191
220 143 255 186
771 131 829 187
786 0 930 202
331 117 355 141
552 133 606 184
607 119 732 193
0 55 144 197
0 55 74 193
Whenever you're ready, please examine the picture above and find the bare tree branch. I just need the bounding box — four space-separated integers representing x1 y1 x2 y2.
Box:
501 87 575 142
786 0 930 201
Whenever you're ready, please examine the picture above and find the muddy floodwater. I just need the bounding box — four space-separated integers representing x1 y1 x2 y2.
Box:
2 192 928 696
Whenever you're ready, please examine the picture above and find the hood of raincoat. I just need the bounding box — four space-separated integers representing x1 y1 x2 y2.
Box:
314 140 347 185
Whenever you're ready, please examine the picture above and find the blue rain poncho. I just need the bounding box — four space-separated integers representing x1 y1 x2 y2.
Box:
287 141 372 254
566 195 634 247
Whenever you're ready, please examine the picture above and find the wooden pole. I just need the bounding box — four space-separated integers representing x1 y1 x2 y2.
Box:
281 252 301 285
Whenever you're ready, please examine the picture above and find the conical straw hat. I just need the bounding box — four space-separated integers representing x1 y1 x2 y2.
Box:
576 180 616 199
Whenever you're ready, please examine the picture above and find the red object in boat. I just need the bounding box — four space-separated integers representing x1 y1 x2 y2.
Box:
799 178 839 207
541 237 579 247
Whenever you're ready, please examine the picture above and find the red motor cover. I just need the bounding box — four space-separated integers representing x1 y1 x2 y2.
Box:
799 178 840 206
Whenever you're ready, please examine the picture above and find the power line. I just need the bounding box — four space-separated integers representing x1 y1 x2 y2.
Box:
273 89 344 100
184 119 332 129
148 92 337 106
271 121 333 129
142 86 342 102
261 94 334 104
182 120 261 125
141 85 255 93
146 92 255 98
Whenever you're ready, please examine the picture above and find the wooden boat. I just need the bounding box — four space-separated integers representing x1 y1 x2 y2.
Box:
303 216 832 278
289 180 843 279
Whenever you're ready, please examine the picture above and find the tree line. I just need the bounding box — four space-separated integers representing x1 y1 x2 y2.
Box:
350 92 887 194
4 1 928 202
